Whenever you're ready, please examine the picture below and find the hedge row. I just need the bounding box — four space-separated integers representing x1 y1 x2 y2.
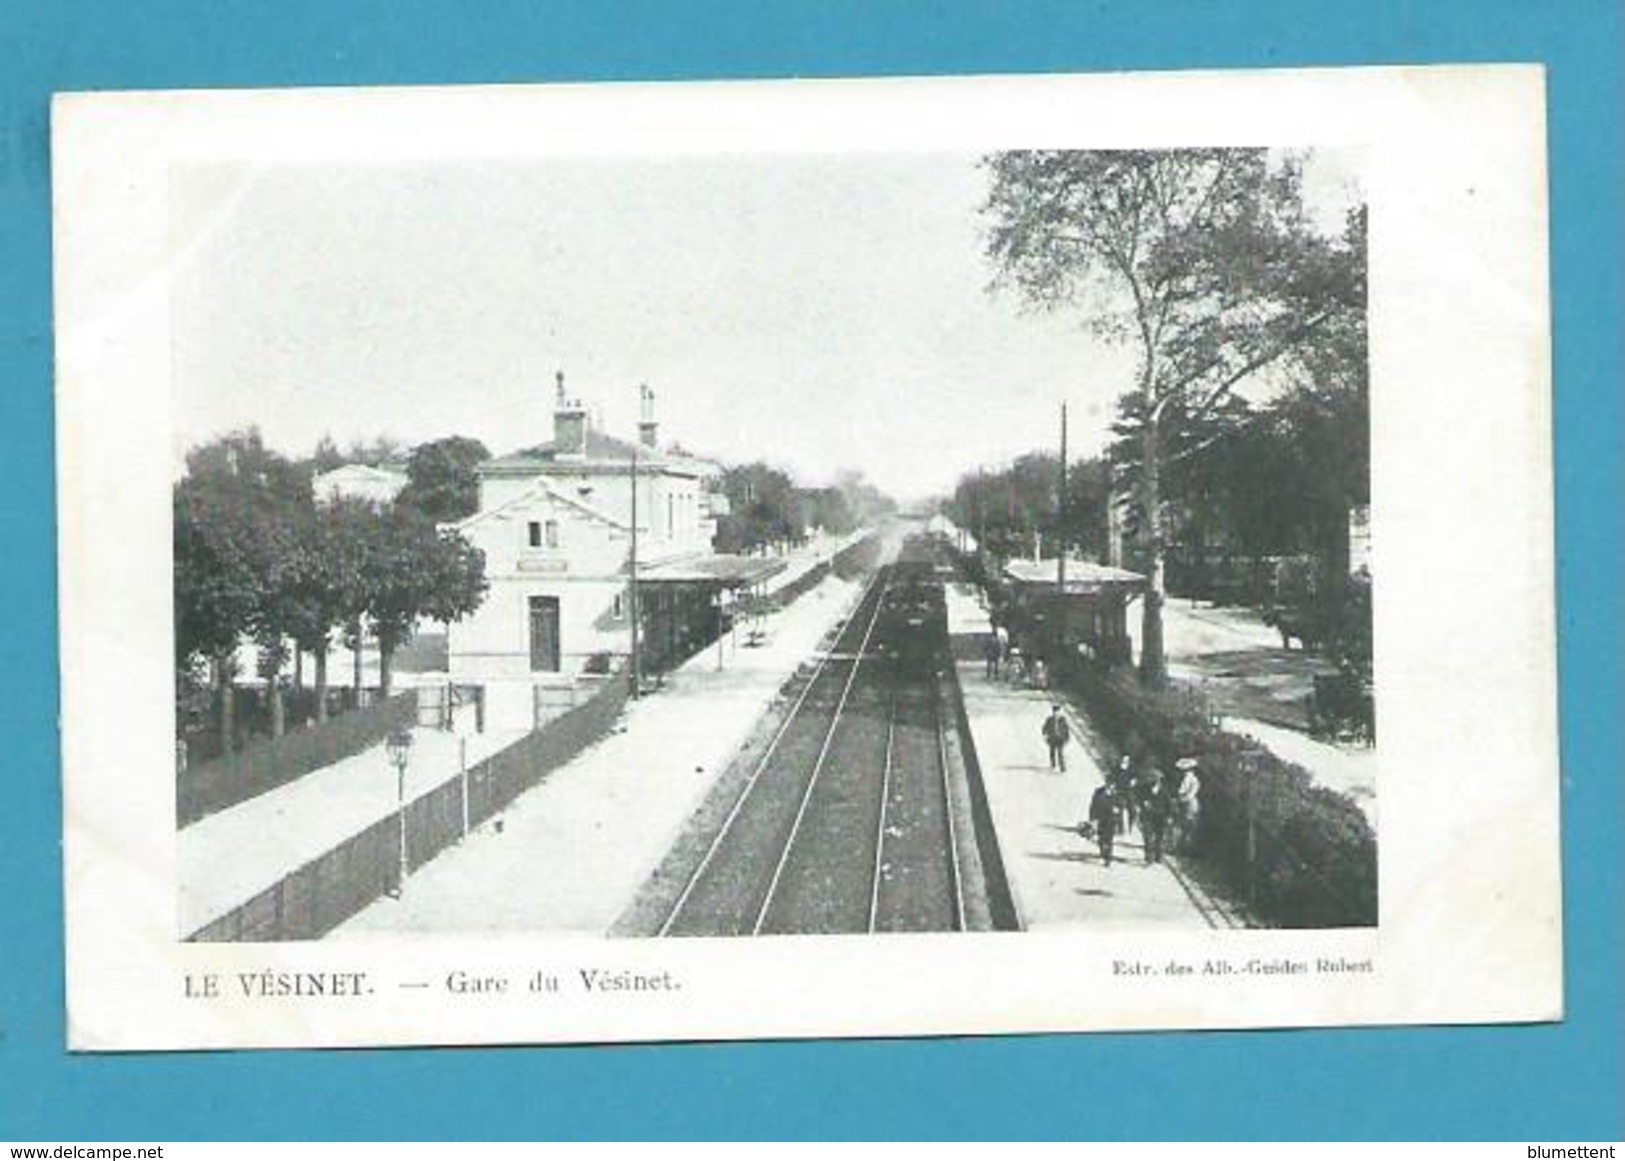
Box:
1062 661 1377 929
179 690 419 827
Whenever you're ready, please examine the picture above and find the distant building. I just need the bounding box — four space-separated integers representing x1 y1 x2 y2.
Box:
313 462 408 506
447 376 781 728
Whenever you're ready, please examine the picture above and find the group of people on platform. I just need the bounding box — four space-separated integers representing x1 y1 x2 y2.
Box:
1085 750 1201 868
983 619 1052 690
1041 701 1202 869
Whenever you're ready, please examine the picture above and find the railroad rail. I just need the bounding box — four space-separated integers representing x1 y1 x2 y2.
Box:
655 547 979 937
867 669 965 933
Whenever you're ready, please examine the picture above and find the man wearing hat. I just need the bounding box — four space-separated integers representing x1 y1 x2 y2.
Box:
1041 704 1071 772
1138 764 1170 864
1110 754 1138 835
1085 779 1120 867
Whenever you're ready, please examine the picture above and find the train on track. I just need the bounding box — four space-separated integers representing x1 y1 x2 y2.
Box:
876 535 951 673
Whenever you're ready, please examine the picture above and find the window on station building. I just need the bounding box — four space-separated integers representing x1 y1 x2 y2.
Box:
545 519 560 548
527 521 541 548
612 592 625 619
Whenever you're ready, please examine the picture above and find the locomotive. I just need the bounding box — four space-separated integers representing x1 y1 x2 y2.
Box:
876 536 949 673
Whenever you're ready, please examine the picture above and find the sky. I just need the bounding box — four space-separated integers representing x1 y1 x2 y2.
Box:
171 151 1359 503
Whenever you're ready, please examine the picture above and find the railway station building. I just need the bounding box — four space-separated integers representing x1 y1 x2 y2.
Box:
446 375 783 729
1000 557 1147 668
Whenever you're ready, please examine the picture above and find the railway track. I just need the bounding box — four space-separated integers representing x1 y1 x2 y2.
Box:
654 556 980 937
868 672 964 933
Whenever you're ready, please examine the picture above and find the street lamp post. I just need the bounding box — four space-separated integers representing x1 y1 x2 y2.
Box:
386 727 413 899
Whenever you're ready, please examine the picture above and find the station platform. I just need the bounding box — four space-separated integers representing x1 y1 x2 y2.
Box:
178 708 522 935
334 572 869 937
945 582 1240 931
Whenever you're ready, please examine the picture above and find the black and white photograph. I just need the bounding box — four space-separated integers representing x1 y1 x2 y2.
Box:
53 68 1558 1049
169 147 1373 943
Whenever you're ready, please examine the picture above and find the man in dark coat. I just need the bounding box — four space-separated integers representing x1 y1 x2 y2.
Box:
1086 781 1120 867
983 631 1002 678
1110 754 1138 834
1139 767 1171 864
1041 704 1071 772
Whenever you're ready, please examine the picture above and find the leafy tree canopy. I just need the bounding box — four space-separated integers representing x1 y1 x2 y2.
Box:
364 507 487 691
945 453 1110 564
174 429 309 666
982 148 1365 683
397 435 491 524
716 462 804 553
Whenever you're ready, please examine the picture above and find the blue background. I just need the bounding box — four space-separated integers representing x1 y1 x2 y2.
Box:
1 0 1619 1141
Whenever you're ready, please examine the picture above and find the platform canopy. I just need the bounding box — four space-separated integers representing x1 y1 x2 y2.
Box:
1002 557 1146 595
634 554 788 587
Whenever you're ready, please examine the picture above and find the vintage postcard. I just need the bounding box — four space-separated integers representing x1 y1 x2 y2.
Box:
53 66 1558 1050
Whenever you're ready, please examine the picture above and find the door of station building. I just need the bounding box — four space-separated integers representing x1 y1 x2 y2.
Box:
528 595 561 672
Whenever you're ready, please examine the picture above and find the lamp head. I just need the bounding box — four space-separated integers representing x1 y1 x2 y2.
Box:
386 727 414 770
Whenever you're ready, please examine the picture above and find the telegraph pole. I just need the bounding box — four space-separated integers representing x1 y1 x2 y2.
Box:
1057 402 1068 662
1058 402 1068 593
629 415 642 699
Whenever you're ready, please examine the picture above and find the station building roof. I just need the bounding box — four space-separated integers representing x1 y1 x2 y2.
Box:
448 476 629 533
483 430 661 472
1003 558 1146 593
482 431 721 479
635 554 788 587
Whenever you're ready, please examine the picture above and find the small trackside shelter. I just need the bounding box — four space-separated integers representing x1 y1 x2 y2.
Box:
1001 558 1147 667
633 554 787 673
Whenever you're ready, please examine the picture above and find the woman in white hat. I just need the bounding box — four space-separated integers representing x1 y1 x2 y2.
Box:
1173 757 1202 852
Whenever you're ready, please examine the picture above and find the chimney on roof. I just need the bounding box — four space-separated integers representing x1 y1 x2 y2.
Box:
638 383 658 450
553 370 588 456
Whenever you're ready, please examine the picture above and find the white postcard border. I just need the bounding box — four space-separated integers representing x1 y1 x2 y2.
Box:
53 66 1559 1050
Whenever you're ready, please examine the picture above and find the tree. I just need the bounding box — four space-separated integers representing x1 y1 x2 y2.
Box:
175 430 491 752
316 498 386 709
716 463 804 553
174 429 312 749
310 434 346 475
1106 208 1370 599
343 435 406 468
184 428 313 507
799 486 855 536
397 436 490 524
984 149 1364 684
1061 456 1112 560
248 515 304 738
945 454 1110 567
948 467 1032 564
364 507 487 695
256 500 378 726
174 483 259 750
